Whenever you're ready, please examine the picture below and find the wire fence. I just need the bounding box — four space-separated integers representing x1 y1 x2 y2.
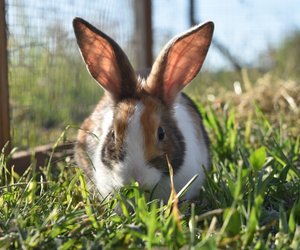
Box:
3 0 300 149
6 0 138 149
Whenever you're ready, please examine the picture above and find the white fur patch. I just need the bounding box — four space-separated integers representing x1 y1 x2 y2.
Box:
91 101 161 198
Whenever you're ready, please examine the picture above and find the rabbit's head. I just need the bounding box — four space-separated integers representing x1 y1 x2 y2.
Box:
73 18 213 200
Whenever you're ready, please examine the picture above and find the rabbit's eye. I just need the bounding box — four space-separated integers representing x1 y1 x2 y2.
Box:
157 127 165 141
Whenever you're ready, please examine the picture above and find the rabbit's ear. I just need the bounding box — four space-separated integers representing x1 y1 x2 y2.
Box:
73 18 137 100
146 22 214 105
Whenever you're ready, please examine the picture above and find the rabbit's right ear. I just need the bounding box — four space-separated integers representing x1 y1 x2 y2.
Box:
73 18 137 100
146 22 214 105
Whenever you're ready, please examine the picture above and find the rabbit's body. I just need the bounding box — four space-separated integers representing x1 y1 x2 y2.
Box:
73 18 214 201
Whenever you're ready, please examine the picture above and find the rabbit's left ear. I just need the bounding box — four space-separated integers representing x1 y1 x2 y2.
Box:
73 18 137 101
146 22 214 105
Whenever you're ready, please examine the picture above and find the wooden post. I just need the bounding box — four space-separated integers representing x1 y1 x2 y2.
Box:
134 0 153 74
0 0 11 154
189 0 197 26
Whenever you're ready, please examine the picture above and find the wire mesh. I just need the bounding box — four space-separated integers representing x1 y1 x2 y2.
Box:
4 0 300 149
6 0 136 148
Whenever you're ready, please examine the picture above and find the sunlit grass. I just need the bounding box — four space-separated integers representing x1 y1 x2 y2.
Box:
1 101 299 249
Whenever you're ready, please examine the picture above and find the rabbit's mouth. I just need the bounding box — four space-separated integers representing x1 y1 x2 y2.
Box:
127 164 162 190
147 155 176 176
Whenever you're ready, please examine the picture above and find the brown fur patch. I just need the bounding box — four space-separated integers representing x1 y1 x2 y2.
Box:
140 95 185 174
141 96 161 161
101 99 136 168
114 99 137 145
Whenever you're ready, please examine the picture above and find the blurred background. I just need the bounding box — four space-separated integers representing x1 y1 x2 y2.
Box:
1 0 300 150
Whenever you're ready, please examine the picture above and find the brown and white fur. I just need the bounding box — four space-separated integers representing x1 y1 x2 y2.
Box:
73 18 214 201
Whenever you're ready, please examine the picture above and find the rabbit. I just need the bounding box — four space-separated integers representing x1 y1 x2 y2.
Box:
73 17 214 202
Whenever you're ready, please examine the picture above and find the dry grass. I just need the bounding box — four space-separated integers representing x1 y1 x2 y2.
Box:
192 69 300 138
227 72 299 118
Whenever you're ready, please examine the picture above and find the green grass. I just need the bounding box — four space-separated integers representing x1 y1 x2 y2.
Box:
1 103 299 249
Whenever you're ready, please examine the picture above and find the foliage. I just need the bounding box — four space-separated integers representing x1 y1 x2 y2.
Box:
1 103 299 249
261 30 300 80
